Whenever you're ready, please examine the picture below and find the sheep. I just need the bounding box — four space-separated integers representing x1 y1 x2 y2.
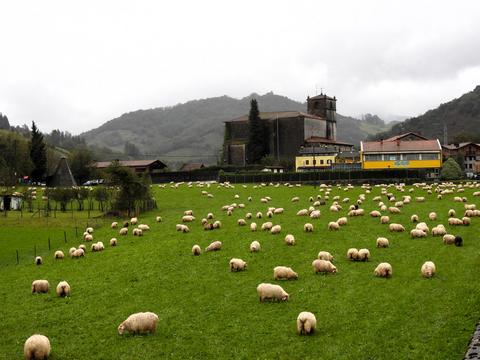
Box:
68 247 76 257
245 212 252 219
119 227 128 236
91 242 105 252
261 222 273 231
84 234 93 242
85 227 94 234
138 224 150 231
455 235 463 247
110 238 118 246
347 248 359 261
394 201 404 208
349 209 365 217
230 258 247 272
35 256 43 266
443 234 455 245
256 212 263 219
410 229 427 238
336 217 347 226
389 223 405 232
56 281 71 297
448 217 463 226
132 228 143 237
416 222 429 234
182 215 195 222
297 312 317 335
462 217 471 226
329 205 339 212
238 219 247 226
388 206 401 214
257 283 289 302
376 237 389 247
448 209 456 217
118 312 159 335
156 216 162 222
465 204 477 210
380 205 387 212
379 215 389 224
54 250 64 260
271 225 282 234
312 259 337 274
297 209 308 216
370 210 381 217
309 210 321 219
374 262 392 278
184 210 194 215
266 211 274 218
213 220 222 229
410 214 419 223
111 222 118 229
123 221 129 228
71 249 84 258
273 266 298 280
175 224 190 233
24 334 51 360
79 244 87 252
453 196 463 202
304 223 314 232
421 261 436 278
32 280 49 294
274 208 284 215
291 196 300 202
328 221 340 231
428 212 437 221
277 231 294 245
130 217 138 225
250 241 261 252
205 241 222 252
318 251 333 261
415 197 425 202
357 248 370 261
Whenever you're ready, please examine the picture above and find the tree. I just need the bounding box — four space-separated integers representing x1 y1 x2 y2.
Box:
247 99 268 164
440 158 464 180
69 148 95 184
29 121 47 182
0 113 10 130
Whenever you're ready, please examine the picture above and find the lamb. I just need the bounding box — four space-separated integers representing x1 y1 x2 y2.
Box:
256 283 289 302
266 211 273 218
184 210 194 215
119 227 128 235
118 312 159 335
85 227 94 234
370 210 381 217
428 212 437 221
284 234 295 246
347 248 359 261
54 250 64 260
357 248 370 261
394 201 404 208
448 209 456 217
250 222 257 232
261 222 273 231
421 261 436 278
374 262 393 278
273 266 298 280
250 241 261 252
192 244 201 256
238 219 247 226
245 212 252 219
304 223 314 232
110 238 118 246
376 237 389 247
328 221 340 230
56 281 71 297
297 312 317 335
389 223 405 232
329 205 339 212
130 217 138 225
35 256 43 265
24 334 51 360
443 234 455 245
297 209 308 216
318 251 333 261
410 229 427 238
465 204 477 210
455 235 463 246
132 228 143 236
213 220 222 229
182 215 195 222
312 259 337 274
230 258 247 272
256 212 263 219
138 224 150 231
388 206 401 214
271 225 282 234
176 224 190 233
207 212 214 219
380 215 390 224
32 280 49 294
337 217 348 226
205 241 222 252
111 222 118 229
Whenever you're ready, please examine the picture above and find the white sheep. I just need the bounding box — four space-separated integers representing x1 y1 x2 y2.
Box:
118 312 159 335
380 215 390 224
35 256 43 266
388 206 401 214
184 210 194 215
416 197 425 202
32 280 49 294
389 223 405 232
374 262 393 278
448 217 463 226
347 248 359 261
257 283 289 302
376 237 389 248
111 222 118 229
428 212 437 221
54 250 64 260
245 212 252 219
310 210 321 219
318 251 333 261
84 234 93 242
56 281 71 297
230 258 247 272
304 223 314 232
182 215 195 222
205 241 222 252
284 234 295 246
448 209 456 217
432 225 446 237
297 209 308 216
261 222 273 231
421 261 436 278
110 238 118 246
68 247 76 257
176 224 190 233
213 221 222 229
238 219 247 226
119 227 128 236
156 216 162 222
24 334 51 360
132 228 143 236
312 259 337 274
328 221 340 231
85 227 94 234
410 229 427 238
411 214 419 223
463 217 471 226
357 248 370 261
250 241 261 252
138 224 150 231
256 212 262 219
370 210 381 217
297 312 316 335
443 234 455 245
271 225 282 234
274 208 284 215
337 217 348 226
273 266 298 280
130 217 138 225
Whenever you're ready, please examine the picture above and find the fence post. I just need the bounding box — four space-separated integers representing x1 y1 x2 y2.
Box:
16 250 19 265
64 231 67 243
75 226 78 239
34 245 36 257
48 238 51 250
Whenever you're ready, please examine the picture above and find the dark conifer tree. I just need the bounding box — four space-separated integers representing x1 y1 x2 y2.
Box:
247 99 267 164
29 121 47 182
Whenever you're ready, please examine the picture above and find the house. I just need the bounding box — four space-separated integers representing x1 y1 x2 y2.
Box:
46 157 77 187
360 134 442 177
223 93 353 166
180 163 205 171
95 160 167 174
442 142 480 175
295 146 361 172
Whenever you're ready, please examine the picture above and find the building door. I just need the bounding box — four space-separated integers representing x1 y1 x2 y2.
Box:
4 196 11 211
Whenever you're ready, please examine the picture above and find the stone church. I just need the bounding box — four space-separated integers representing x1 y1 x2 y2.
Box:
223 94 353 166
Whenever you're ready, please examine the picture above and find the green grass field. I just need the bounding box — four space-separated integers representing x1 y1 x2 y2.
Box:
1 182 479 359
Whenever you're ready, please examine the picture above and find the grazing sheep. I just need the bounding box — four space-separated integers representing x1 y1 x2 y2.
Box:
284 234 296 246
56 281 71 297
357 249 370 261
394 201 404 208
448 217 463 226
297 209 308 216
110 238 118 246
238 219 247 226
432 225 447 236
24 334 51 360
410 229 427 238
245 212 252 219
79 244 87 251
250 241 261 252
415 197 425 202
192 244 201 256
310 210 321 219
130 217 138 225
35 256 43 266
111 222 118 229
389 223 405 232
380 205 387 212
328 221 340 230
119 227 128 236
118 312 159 335
337 217 348 226
370 210 381 217
84 234 93 242
230 258 247 272
428 212 437 221
297 312 317 335
156 216 162 222
256 212 263 219
312 259 337 274
184 210 193 215
416 222 429 234
32 280 49 294
182 215 195 223
374 262 393 278
85 227 94 234
380 215 390 224
271 225 282 234
318 251 333 261
304 223 314 232
455 235 463 246
249 222 257 232
465 204 476 210
448 209 456 217
213 221 222 229
347 248 359 261
388 206 401 214
443 234 455 245
273 266 298 280
257 283 289 302
274 208 284 215
175 224 190 233
261 222 273 231
462 217 471 226
205 241 222 252
68 247 76 257
376 237 389 248
132 228 143 237
71 249 84 258
421 261 436 278
138 224 150 231
329 205 339 212
266 211 273 218
54 250 64 260
291 196 300 202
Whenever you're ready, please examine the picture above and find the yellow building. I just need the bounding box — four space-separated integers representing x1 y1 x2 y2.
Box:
360 134 442 173
295 154 336 171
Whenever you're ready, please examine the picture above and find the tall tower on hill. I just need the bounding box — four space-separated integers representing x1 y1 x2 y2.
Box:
307 94 337 140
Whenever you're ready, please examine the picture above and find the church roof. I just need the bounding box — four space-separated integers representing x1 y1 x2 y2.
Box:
308 94 336 101
227 111 326 123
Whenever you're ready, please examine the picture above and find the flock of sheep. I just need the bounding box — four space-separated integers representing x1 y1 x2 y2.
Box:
23 179 479 359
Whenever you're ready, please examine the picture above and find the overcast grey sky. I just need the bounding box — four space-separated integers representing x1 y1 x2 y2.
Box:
0 0 479 133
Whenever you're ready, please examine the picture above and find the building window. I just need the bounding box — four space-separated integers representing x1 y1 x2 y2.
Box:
388 154 399 161
403 153 421 160
305 160 309 165
421 153 439 160
364 154 383 161
320 159 324 165
469 164 473 169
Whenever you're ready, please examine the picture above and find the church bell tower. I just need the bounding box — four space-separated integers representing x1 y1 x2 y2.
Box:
307 94 337 141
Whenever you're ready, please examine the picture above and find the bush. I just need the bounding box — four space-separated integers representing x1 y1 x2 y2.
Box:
440 158 464 180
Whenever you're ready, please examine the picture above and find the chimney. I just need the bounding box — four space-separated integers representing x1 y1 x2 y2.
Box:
396 139 401 146
380 138 383 144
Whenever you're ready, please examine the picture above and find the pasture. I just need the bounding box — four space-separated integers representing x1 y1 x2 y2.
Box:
1 182 480 359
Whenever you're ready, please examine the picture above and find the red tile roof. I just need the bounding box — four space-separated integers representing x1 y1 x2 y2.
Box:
227 111 325 122
361 139 441 152
384 132 429 141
